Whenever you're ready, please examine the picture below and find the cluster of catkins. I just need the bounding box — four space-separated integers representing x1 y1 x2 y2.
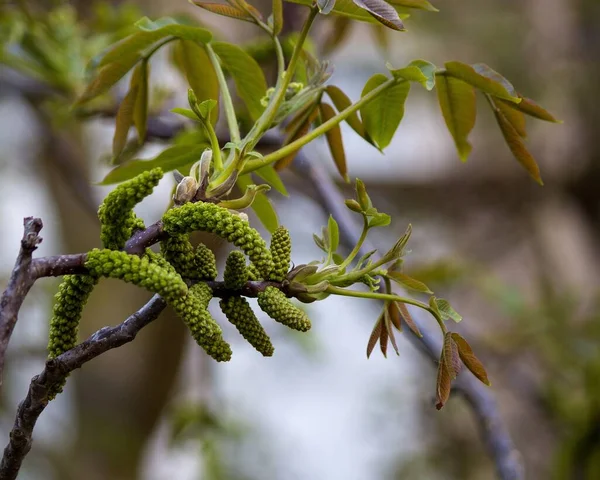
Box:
47 167 311 398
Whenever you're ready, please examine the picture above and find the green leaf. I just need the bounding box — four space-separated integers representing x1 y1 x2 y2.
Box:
444 62 519 102
499 96 561 123
177 40 219 125
238 175 279 233
212 42 268 121
368 212 391 228
352 0 405 30
285 0 409 26
435 298 462 323
254 165 288 196
451 333 491 386
313 233 327 253
191 2 256 22
360 73 410 150
171 107 200 121
100 145 208 185
320 102 348 182
386 0 438 11
387 59 436 90
318 0 337 14
328 215 340 252
112 84 139 157
197 99 218 119
495 98 526 138
493 107 543 185
435 72 476 162
132 60 149 142
388 271 432 293
273 0 284 33
325 85 371 143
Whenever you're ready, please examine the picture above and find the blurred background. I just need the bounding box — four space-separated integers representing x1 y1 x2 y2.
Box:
1 0 599 479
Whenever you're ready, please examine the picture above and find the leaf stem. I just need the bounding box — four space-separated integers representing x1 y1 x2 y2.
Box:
241 77 398 173
243 5 319 151
325 285 431 312
338 216 369 270
206 43 240 143
199 117 223 171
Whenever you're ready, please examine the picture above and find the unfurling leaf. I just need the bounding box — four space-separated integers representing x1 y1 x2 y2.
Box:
176 40 220 125
320 102 348 181
451 333 491 386
388 59 437 91
435 72 476 162
361 73 410 150
131 60 149 142
325 85 371 143
367 317 383 358
384 305 399 355
113 84 139 157
255 165 288 196
212 42 268 121
379 317 389 357
396 302 422 337
276 105 319 170
495 98 527 138
435 298 462 323
327 215 340 252
217 183 271 210
435 353 451 410
352 0 405 31
355 178 372 211
388 302 402 331
368 212 391 228
443 332 461 379
191 2 256 22
493 107 543 185
387 271 432 294
499 95 561 123
444 62 519 102
273 0 284 34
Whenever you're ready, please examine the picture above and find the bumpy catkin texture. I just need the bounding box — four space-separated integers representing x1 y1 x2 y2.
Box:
144 248 177 275
224 251 248 290
257 286 311 332
269 226 291 282
220 296 274 356
47 274 98 398
98 168 163 250
194 243 217 280
161 234 196 278
247 263 261 281
170 283 232 361
162 202 273 279
85 248 187 301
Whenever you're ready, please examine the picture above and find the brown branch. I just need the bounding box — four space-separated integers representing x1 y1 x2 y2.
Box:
0 218 43 386
291 152 524 480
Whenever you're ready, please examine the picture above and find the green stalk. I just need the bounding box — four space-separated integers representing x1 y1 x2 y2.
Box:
326 285 431 312
241 77 398 174
338 216 369 270
243 5 319 151
206 43 240 143
200 117 223 171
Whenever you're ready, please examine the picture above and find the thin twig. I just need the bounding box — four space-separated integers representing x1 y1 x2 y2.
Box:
291 152 524 480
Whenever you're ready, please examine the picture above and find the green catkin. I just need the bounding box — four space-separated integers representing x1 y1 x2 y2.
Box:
257 286 311 332
194 243 218 281
220 296 274 356
247 263 261 281
85 248 187 301
161 234 196 278
144 248 177 275
170 283 232 361
98 168 163 250
224 251 248 290
47 274 98 398
161 202 273 279
269 226 291 282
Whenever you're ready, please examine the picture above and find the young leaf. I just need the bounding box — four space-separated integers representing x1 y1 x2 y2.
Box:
355 178 372 211
435 298 462 323
451 333 491 386
131 60 149 142
171 107 201 122
493 107 543 185
273 0 284 34
368 212 391 228
237 174 279 233
286 0 408 27
327 215 340 252
191 2 256 22
345 199 362 213
276 105 319 170
387 271 432 294
435 72 476 162
386 0 438 11
443 332 461 379
384 306 400 355
367 317 383 358
379 317 389 357
444 62 519 102
388 302 402 331
387 59 437 90
212 42 268 121
499 95 561 123
325 85 372 143
255 165 288 196
318 0 337 14
177 40 220 126
352 0 405 31
396 302 422 337
495 98 526 138
313 234 327 253
319 102 349 182
100 144 208 184
360 74 410 150
435 354 451 410
113 84 139 157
